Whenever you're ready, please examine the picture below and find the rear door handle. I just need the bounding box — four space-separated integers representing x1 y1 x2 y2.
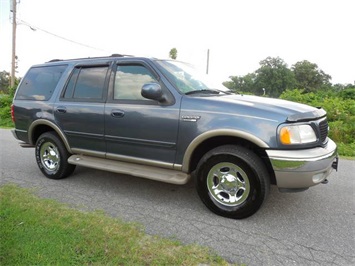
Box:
111 110 125 118
56 106 67 113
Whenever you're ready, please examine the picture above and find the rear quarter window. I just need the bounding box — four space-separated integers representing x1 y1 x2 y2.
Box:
15 65 67 101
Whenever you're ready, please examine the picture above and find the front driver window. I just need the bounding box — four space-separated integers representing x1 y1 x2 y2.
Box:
114 64 157 101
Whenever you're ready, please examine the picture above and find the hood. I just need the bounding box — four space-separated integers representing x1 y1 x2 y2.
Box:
232 94 326 122
192 94 327 123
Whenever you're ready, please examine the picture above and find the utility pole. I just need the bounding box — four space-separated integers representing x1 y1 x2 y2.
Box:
11 0 17 88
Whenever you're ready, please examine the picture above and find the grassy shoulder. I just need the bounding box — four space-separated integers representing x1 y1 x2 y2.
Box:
0 184 231 266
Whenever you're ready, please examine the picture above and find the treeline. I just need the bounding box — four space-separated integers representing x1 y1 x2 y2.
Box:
223 56 354 97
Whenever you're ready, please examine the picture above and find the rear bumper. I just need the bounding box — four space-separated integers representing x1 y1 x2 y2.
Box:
266 139 338 190
11 129 19 140
12 129 34 147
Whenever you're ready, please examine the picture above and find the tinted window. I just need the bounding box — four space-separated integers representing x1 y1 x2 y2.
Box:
16 65 67 100
63 68 79 98
114 65 157 100
63 66 108 100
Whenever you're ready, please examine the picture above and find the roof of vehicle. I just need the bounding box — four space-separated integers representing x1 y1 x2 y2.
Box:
25 54 165 69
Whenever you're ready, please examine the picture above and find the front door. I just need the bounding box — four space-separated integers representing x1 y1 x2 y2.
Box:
104 62 180 167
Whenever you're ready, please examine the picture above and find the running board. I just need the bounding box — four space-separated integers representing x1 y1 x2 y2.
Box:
68 155 190 185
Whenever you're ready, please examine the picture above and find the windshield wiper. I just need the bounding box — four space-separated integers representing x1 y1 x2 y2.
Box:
185 89 232 95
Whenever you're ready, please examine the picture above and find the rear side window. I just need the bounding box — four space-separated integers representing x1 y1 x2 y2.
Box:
62 66 108 101
15 65 67 101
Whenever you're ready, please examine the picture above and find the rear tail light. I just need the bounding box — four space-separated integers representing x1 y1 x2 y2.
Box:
11 104 15 122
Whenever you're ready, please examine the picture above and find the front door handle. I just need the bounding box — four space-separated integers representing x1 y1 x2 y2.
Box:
111 110 125 118
56 106 67 113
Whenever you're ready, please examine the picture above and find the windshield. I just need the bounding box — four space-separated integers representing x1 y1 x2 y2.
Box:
155 60 231 95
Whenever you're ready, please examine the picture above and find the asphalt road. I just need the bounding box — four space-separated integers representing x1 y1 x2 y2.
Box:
1 128 354 265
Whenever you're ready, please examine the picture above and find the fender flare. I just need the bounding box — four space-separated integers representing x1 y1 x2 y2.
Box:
181 129 269 172
28 119 72 153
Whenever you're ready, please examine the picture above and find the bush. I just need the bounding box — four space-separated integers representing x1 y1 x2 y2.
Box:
0 93 14 128
337 142 355 157
339 88 355 100
280 89 355 156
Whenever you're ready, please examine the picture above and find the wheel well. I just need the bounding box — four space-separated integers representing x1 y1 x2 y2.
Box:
188 136 276 185
31 125 56 144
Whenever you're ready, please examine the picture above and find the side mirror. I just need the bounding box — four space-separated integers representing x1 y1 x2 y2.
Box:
141 83 165 102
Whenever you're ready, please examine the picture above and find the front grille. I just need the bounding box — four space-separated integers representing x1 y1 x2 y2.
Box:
319 119 328 143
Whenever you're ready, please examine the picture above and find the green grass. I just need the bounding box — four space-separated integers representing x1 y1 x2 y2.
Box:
0 184 232 266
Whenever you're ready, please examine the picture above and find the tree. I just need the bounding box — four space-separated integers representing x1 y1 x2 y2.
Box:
224 73 256 93
254 57 296 97
169 48 177 60
0 70 20 94
292 60 331 92
0 71 12 93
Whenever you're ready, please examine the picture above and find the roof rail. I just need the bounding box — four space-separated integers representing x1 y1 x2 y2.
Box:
110 54 124 57
110 53 134 57
46 54 134 63
48 59 63 62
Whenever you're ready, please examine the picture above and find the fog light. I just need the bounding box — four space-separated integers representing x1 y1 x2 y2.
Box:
312 172 325 183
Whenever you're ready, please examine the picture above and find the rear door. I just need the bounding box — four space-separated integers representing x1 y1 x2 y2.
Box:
54 63 111 156
104 60 180 167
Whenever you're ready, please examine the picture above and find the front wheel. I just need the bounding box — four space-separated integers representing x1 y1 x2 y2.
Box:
35 132 76 179
195 145 270 219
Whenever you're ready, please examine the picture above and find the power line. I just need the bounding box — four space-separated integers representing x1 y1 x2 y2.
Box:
17 18 108 52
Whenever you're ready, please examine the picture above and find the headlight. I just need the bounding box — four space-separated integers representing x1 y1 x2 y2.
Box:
279 125 317 145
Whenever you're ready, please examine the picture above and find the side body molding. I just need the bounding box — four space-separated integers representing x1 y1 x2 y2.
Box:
181 129 269 172
29 119 72 153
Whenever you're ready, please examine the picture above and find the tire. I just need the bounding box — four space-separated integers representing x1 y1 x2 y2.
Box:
195 145 270 219
35 132 76 179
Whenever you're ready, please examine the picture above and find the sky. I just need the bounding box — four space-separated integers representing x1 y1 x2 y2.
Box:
0 0 354 84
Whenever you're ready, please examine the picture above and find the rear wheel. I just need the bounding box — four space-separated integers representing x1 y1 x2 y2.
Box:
195 145 270 219
35 132 76 179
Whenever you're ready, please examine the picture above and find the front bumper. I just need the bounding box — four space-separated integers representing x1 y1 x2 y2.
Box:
266 139 338 191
